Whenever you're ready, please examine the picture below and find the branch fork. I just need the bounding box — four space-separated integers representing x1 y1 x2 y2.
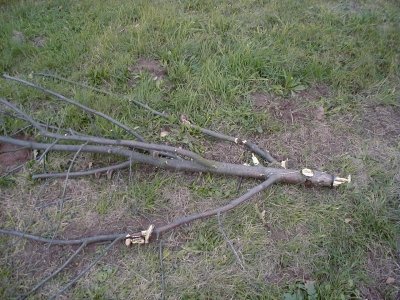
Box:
125 224 155 246
0 73 352 297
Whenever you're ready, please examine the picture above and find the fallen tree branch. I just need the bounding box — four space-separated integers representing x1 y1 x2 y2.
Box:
32 160 132 179
0 98 214 168
0 73 351 298
0 135 336 186
2 74 145 141
32 72 276 164
34 72 169 118
0 229 126 245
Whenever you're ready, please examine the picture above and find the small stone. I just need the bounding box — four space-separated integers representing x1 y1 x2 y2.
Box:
386 277 395 284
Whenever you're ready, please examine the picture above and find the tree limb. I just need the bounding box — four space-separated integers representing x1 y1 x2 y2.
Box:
2 74 145 141
0 135 335 186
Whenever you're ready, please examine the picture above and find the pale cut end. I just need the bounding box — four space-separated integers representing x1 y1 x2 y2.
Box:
333 175 351 187
281 159 288 169
301 168 314 177
141 224 155 244
252 153 260 166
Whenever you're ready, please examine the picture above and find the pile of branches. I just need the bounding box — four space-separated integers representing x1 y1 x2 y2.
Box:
0 73 350 298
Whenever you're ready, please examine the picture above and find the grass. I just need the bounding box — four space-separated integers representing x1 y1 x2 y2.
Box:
0 0 399 299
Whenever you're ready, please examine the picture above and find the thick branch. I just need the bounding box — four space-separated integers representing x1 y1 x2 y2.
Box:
0 136 335 186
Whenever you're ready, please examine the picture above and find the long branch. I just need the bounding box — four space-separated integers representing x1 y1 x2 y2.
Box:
32 72 276 163
155 175 279 234
0 98 214 167
35 72 169 118
0 176 279 246
0 229 126 245
0 135 335 186
2 74 145 141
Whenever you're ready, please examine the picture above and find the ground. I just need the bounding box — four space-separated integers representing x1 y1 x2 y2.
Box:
0 0 399 299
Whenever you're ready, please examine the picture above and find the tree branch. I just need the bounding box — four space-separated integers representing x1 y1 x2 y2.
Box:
26 242 87 296
0 98 214 168
2 74 145 141
49 237 123 300
30 73 276 163
0 135 336 186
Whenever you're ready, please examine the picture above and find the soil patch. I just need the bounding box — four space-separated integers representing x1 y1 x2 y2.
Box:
128 58 167 80
32 36 46 48
362 105 400 145
251 85 330 126
0 135 32 174
203 140 246 164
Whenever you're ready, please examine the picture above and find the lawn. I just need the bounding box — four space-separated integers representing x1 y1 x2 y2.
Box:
0 0 399 299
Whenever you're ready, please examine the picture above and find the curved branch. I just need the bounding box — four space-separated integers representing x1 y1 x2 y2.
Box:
155 175 279 235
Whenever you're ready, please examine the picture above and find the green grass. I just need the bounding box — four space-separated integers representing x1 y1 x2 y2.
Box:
0 0 399 299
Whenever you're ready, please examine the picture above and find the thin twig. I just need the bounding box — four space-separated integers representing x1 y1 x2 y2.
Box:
60 142 87 208
31 73 276 163
37 138 60 162
47 142 87 248
158 235 166 300
2 74 145 141
49 237 123 300
217 212 245 271
35 72 169 118
0 164 24 178
0 229 126 245
26 242 87 296
33 161 132 179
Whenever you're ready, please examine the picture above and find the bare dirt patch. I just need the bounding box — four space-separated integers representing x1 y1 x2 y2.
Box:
203 140 246 164
260 120 358 169
32 36 46 48
251 85 329 126
362 105 400 145
128 58 167 80
360 247 400 299
0 135 32 174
